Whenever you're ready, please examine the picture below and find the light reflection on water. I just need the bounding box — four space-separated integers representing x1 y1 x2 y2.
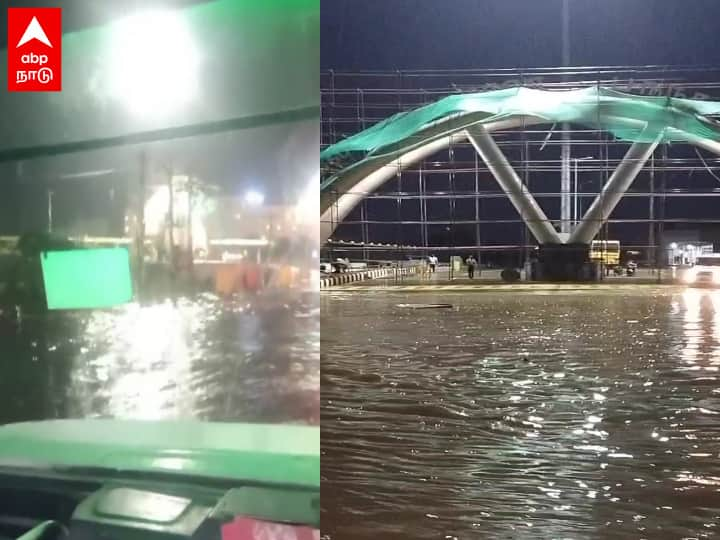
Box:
321 288 720 539
0 292 319 425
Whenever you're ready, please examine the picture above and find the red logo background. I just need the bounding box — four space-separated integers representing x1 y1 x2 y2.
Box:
7 7 62 92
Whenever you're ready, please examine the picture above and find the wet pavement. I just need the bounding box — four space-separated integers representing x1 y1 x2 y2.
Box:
0 291 319 426
321 287 720 539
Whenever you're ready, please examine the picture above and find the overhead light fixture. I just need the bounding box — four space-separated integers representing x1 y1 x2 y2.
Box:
244 190 265 206
106 9 201 117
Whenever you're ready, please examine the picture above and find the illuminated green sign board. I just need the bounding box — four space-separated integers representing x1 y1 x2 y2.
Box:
40 248 133 310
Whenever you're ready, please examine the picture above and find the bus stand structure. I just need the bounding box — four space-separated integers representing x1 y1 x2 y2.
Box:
321 74 720 281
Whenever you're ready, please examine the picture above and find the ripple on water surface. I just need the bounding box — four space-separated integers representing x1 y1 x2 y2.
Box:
322 289 720 539
0 292 319 425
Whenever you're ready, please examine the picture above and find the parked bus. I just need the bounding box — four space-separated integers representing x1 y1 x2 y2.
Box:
589 240 620 267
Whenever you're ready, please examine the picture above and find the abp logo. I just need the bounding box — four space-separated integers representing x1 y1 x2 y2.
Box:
7 8 62 92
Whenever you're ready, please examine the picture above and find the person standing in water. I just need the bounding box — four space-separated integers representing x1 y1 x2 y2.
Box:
466 255 477 279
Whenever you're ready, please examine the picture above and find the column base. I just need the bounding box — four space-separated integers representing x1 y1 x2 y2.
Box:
531 243 598 282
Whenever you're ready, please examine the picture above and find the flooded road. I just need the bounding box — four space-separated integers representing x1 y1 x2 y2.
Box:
321 288 720 539
0 292 319 425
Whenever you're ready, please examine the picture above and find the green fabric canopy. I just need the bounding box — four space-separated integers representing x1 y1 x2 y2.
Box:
320 86 720 170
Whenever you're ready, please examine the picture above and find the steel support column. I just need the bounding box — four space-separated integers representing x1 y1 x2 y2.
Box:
466 124 561 245
561 141 571 233
569 133 661 244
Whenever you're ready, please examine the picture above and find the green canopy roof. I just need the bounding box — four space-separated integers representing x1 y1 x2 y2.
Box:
320 86 720 177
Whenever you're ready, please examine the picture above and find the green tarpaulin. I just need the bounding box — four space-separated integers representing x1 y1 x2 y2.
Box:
320 86 720 185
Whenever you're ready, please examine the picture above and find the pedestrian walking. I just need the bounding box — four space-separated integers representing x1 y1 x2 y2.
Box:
466 255 477 279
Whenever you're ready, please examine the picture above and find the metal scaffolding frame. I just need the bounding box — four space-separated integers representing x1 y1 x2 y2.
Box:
321 66 720 267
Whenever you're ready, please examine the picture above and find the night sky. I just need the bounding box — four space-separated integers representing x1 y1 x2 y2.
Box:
321 0 720 69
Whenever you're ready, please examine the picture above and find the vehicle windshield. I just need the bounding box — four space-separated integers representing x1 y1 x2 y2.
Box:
591 241 619 252
0 2 319 537
0 1 319 430
696 256 720 266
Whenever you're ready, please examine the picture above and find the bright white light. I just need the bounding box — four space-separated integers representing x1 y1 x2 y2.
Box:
210 238 269 247
310 269 320 292
143 183 208 252
106 10 201 117
222 252 244 262
295 172 320 224
670 242 678 250
683 269 697 284
144 185 170 235
244 190 265 206
191 213 207 252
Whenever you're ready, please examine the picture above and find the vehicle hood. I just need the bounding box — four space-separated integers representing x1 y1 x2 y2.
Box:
0 419 319 488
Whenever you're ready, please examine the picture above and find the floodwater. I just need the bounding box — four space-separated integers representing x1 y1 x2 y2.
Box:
0 291 319 426
322 287 720 539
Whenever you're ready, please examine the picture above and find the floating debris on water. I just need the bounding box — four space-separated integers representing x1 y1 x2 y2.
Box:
396 303 453 309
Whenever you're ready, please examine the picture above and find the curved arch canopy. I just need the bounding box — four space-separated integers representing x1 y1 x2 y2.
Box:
322 86 720 174
320 86 720 244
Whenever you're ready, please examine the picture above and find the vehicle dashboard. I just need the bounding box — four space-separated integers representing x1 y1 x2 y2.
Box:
0 468 319 540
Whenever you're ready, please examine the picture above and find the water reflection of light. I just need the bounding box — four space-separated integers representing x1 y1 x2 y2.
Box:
72 301 196 420
711 293 720 364
681 289 702 366
681 290 720 368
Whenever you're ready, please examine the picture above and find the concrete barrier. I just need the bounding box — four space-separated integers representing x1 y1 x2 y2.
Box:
320 265 421 288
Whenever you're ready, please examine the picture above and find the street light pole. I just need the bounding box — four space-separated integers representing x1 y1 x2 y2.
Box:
573 157 593 227
47 190 53 233
560 0 571 234
573 158 578 226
